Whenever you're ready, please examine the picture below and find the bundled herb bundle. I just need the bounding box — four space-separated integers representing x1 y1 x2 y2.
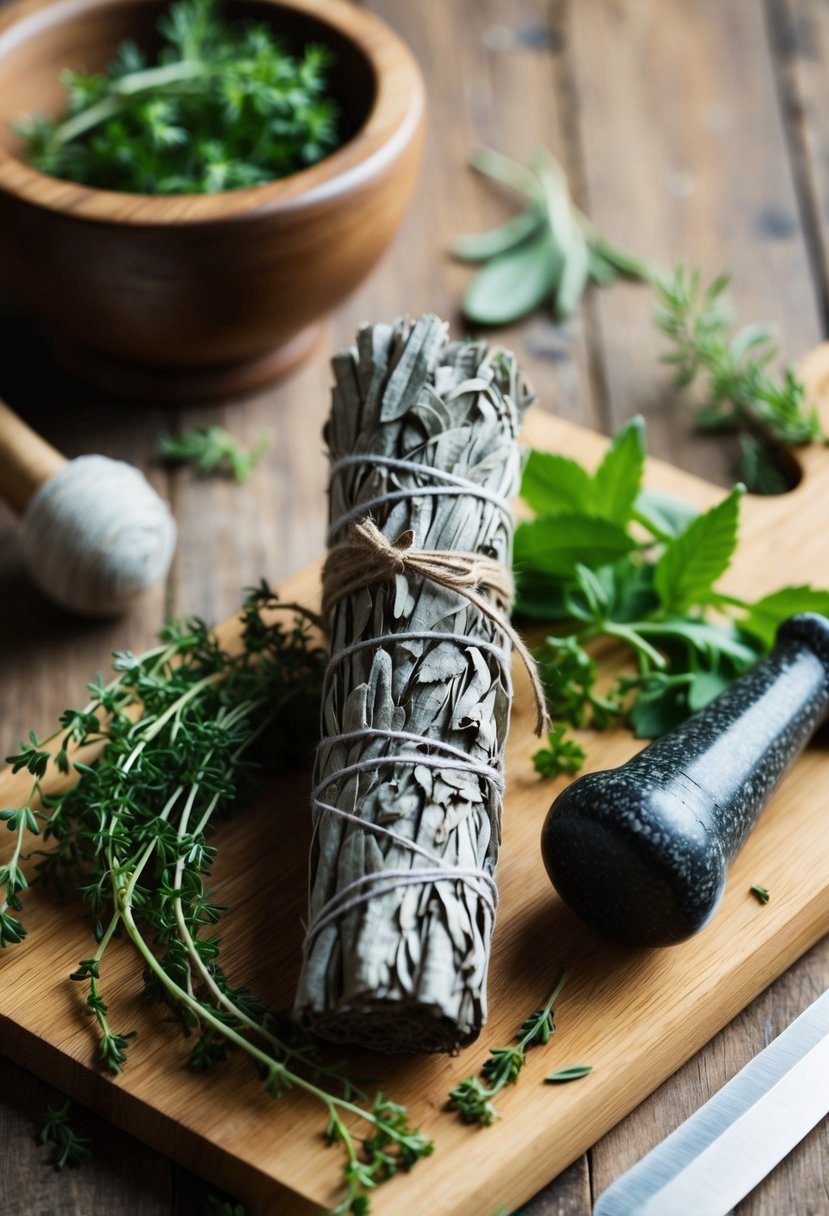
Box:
293 315 535 1053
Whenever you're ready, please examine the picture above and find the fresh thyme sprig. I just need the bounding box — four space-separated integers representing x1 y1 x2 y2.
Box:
18 0 340 195
159 425 271 482
654 266 824 492
448 968 571 1126
517 417 829 772
2 583 431 1213
36 1101 92 1171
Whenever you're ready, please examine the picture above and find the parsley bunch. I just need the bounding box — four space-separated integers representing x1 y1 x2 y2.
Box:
1 584 431 1213
516 418 829 775
19 0 340 195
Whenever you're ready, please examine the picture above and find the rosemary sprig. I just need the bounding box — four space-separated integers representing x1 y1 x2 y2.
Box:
2 583 431 1213
448 968 570 1125
654 266 824 492
18 0 340 195
517 417 829 769
158 425 271 482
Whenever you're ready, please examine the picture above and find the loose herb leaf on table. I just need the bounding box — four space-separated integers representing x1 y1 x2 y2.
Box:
451 146 656 324
1 584 431 1214
18 0 340 195
518 418 829 773
159 425 270 482
454 148 825 493
448 968 571 1125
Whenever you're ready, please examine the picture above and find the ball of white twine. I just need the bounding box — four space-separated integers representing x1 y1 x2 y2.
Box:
20 455 177 616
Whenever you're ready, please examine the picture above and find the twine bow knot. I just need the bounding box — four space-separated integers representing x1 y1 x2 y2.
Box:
321 518 549 735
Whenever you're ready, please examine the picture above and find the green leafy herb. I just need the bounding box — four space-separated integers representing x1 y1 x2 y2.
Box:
515 418 829 768
36 1101 92 1171
454 149 823 493
2 583 431 1213
654 267 824 493
750 884 770 905
448 968 570 1125
451 146 656 324
18 0 340 195
158 425 270 482
545 1065 592 1083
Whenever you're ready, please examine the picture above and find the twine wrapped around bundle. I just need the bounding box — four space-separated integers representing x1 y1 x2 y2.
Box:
293 315 535 1054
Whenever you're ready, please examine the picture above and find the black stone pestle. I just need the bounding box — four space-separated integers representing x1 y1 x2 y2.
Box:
540 613 829 947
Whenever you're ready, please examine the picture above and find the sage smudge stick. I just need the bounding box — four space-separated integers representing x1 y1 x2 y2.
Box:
293 315 534 1053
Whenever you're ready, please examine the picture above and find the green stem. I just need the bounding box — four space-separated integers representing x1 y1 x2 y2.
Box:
517 966 571 1051
602 622 667 669
51 59 207 147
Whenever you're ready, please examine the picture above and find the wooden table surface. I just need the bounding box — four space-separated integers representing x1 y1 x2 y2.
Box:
0 0 827 1212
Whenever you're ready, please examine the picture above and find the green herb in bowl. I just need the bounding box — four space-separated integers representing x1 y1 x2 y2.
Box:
18 0 341 194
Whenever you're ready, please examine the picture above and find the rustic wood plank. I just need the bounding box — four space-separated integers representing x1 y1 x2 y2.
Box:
566 0 823 484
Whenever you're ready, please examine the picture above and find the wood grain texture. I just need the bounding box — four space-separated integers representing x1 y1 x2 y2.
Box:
0 406 828 1216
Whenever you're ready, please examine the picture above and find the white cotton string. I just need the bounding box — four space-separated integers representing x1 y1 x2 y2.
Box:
327 485 513 545
307 724 504 940
304 867 498 946
313 752 503 800
316 726 505 790
322 629 511 680
20 455 176 617
329 453 515 511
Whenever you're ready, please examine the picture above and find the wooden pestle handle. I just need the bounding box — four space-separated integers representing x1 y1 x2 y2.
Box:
541 613 829 947
0 399 67 514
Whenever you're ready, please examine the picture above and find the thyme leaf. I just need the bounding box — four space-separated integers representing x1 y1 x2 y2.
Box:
448 968 571 1125
18 0 340 195
36 1101 92 1171
2 582 431 1212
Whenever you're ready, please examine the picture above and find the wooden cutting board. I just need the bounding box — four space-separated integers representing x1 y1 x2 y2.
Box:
3 351 829 1215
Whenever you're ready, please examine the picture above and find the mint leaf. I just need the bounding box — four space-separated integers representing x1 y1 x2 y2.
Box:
653 485 744 612
514 516 635 579
634 488 699 539
687 668 732 712
591 416 645 523
520 450 593 517
739 586 829 650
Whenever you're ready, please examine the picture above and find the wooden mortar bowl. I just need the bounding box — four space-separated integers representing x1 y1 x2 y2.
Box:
0 0 425 400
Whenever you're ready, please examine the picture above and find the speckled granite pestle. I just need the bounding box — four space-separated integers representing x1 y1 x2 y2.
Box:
541 613 829 947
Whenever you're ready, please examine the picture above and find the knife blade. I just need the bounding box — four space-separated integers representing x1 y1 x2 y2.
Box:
593 988 829 1216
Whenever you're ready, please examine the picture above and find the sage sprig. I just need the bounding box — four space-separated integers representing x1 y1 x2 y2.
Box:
451 146 656 325
454 148 825 493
